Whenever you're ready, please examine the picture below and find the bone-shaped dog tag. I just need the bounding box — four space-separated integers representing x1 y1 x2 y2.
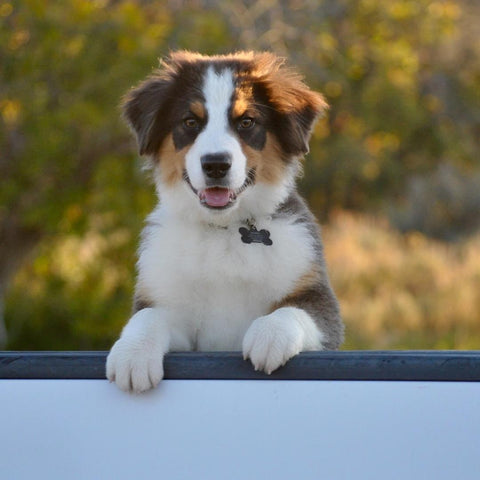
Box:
239 226 273 246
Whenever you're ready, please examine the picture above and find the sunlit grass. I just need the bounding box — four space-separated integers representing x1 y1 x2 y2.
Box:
324 211 480 350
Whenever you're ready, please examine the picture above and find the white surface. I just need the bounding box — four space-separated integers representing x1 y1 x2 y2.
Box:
1 379 479 480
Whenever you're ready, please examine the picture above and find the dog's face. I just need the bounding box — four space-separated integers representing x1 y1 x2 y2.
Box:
123 51 327 216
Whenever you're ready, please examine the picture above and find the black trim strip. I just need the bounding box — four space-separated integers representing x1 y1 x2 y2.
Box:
1 351 480 381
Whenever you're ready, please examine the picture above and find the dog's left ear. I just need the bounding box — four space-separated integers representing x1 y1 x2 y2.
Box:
278 89 328 156
254 54 328 156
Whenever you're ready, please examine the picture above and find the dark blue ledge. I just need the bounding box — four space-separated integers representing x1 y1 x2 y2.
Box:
1 351 480 381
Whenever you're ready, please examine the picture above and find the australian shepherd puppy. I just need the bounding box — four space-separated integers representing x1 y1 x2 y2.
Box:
106 51 344 392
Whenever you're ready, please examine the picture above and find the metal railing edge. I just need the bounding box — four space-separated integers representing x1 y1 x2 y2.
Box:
1 350 479 381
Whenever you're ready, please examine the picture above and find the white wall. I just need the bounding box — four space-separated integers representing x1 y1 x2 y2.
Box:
1 379 480 480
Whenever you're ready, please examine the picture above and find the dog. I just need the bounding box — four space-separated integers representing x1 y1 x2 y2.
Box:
106 51 344 393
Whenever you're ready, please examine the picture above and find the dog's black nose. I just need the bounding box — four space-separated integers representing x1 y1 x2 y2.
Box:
201 152 232 179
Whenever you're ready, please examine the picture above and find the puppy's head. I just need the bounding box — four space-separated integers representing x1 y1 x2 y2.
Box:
123 51 327 215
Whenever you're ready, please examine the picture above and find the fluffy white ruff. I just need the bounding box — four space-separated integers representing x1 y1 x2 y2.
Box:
107 169 324 392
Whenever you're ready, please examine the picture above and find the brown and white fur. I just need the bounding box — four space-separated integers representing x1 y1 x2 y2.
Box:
106 51 343 392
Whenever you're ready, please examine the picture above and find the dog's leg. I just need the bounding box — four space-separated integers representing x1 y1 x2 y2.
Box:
106 308 170 393
242 306 324 375
243 269 343 374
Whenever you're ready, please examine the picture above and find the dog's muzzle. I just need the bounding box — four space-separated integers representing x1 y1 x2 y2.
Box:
183 167 256 210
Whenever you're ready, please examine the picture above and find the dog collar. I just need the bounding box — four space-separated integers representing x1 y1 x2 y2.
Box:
207 218 273 246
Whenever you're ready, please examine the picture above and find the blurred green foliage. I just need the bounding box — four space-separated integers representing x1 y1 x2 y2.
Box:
1 0 479 349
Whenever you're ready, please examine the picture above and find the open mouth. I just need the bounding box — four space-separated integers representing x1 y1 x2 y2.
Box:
183 168 256 210
199 187 236 209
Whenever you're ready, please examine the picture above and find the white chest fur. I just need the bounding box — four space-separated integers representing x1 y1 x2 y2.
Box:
136 207 316 350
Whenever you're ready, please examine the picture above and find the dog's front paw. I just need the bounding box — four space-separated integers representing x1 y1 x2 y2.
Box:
106 308 170 393
106 337 165 393
242 307 310 375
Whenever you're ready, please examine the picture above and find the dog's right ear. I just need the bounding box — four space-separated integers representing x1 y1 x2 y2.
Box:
122 64 177 156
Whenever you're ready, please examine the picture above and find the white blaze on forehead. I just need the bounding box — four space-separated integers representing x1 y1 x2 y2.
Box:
204 67 235 120
185 66 247 191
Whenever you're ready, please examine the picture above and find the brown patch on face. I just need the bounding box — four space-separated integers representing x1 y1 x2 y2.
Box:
232 85 253 118
241 133 285 185
189 100 206 120
241 52 328 115
157 134 187 187
270 264 325 312
232 98 249 118
234 52 328 156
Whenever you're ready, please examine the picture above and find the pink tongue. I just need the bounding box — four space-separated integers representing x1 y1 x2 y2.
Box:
203 187 231 207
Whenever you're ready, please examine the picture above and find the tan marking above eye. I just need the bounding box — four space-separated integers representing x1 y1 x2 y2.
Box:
189 101 206 119
232 97 250 118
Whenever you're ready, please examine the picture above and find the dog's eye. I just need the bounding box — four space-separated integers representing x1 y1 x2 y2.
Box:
238 117 255 130
183 117 199 129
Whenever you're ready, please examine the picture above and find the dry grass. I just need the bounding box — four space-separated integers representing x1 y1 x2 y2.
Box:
323 211 480 350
